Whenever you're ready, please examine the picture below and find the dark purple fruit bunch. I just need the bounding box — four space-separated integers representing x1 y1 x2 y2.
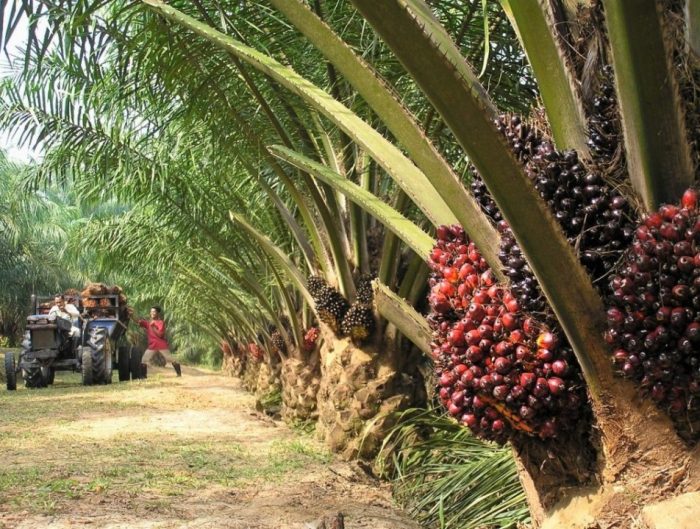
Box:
271 330 286 354
605 189 700 424
316 288 350 333
308 275 328 298
471 114 636 315
307 275 350 334
498 220 549 320
341 303 375 343
587 65 620 163
356 273 375 305
428 225 587 443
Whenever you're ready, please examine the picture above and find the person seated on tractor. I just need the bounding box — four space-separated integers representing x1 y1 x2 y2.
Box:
48 294 82 339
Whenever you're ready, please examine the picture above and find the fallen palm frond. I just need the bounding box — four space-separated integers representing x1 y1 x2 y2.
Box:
376 408 529 529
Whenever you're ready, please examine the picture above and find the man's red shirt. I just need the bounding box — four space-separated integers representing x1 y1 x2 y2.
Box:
139 319 169 350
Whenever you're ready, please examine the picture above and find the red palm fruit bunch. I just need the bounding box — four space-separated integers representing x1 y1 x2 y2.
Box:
605 188 700 435
220 339 233 358
248 343 264 362
428 225 586 443
303 326 320 352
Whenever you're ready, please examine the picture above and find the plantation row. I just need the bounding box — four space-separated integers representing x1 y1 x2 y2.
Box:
1 1 698 527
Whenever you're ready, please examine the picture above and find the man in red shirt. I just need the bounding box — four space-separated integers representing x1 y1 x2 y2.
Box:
132 306 181 376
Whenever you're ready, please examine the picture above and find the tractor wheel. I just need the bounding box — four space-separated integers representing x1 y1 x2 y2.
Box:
129 347 145 380
4 352 16 391
41 366 55 385
88 327 111 384
81 348 94 386
20 331 44 389
117 346 130 382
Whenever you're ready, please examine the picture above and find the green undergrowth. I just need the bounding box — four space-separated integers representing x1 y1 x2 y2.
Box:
289 418 317 435
375 408 530 529
257 388 283 410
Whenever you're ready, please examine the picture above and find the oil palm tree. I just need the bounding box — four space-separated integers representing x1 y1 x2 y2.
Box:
0 153 84 342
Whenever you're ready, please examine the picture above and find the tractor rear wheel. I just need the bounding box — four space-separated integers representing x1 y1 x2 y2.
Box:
88 327 111 384
4 352 16 391
117 346 130 382
81 348 94 386
129 347 145 380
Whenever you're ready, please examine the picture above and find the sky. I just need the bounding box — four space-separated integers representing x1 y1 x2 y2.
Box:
0 11 41 164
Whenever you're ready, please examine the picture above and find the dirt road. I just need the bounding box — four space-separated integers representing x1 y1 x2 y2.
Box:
0 365 421 529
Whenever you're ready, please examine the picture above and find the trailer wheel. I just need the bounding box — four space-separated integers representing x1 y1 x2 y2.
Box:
117 346 130 382
129 347 145 380
81 348 94 386
4 352 16 391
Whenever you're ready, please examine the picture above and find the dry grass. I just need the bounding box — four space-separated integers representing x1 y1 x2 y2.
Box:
0 367 419 529
0 370 329 517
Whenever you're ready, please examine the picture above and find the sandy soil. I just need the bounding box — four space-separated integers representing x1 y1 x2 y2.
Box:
0 365 421 529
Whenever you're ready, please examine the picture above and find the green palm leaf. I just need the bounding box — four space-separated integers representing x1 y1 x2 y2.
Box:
603 0 694 208
141 0 458 230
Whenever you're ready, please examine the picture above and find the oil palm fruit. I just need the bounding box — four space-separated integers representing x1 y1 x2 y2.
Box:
605 188 700 441
303 326 320 352
308 275 328 298
356 273 375 305
341 303 375 343
271 330 286 354
428 225 587 443
315 286 350 334
248 343 264 362
308 276 351 334
472 114 636 316
587 66 620 162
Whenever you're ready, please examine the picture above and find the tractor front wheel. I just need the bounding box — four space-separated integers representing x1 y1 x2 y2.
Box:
20 333 44 389
4 352 16 391
41 366 55 385
23 364 45 389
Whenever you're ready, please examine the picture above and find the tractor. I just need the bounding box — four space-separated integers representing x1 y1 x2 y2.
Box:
4 293 144 390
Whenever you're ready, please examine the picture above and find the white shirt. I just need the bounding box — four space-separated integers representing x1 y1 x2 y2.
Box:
48 303 81 337
48 303 81 320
